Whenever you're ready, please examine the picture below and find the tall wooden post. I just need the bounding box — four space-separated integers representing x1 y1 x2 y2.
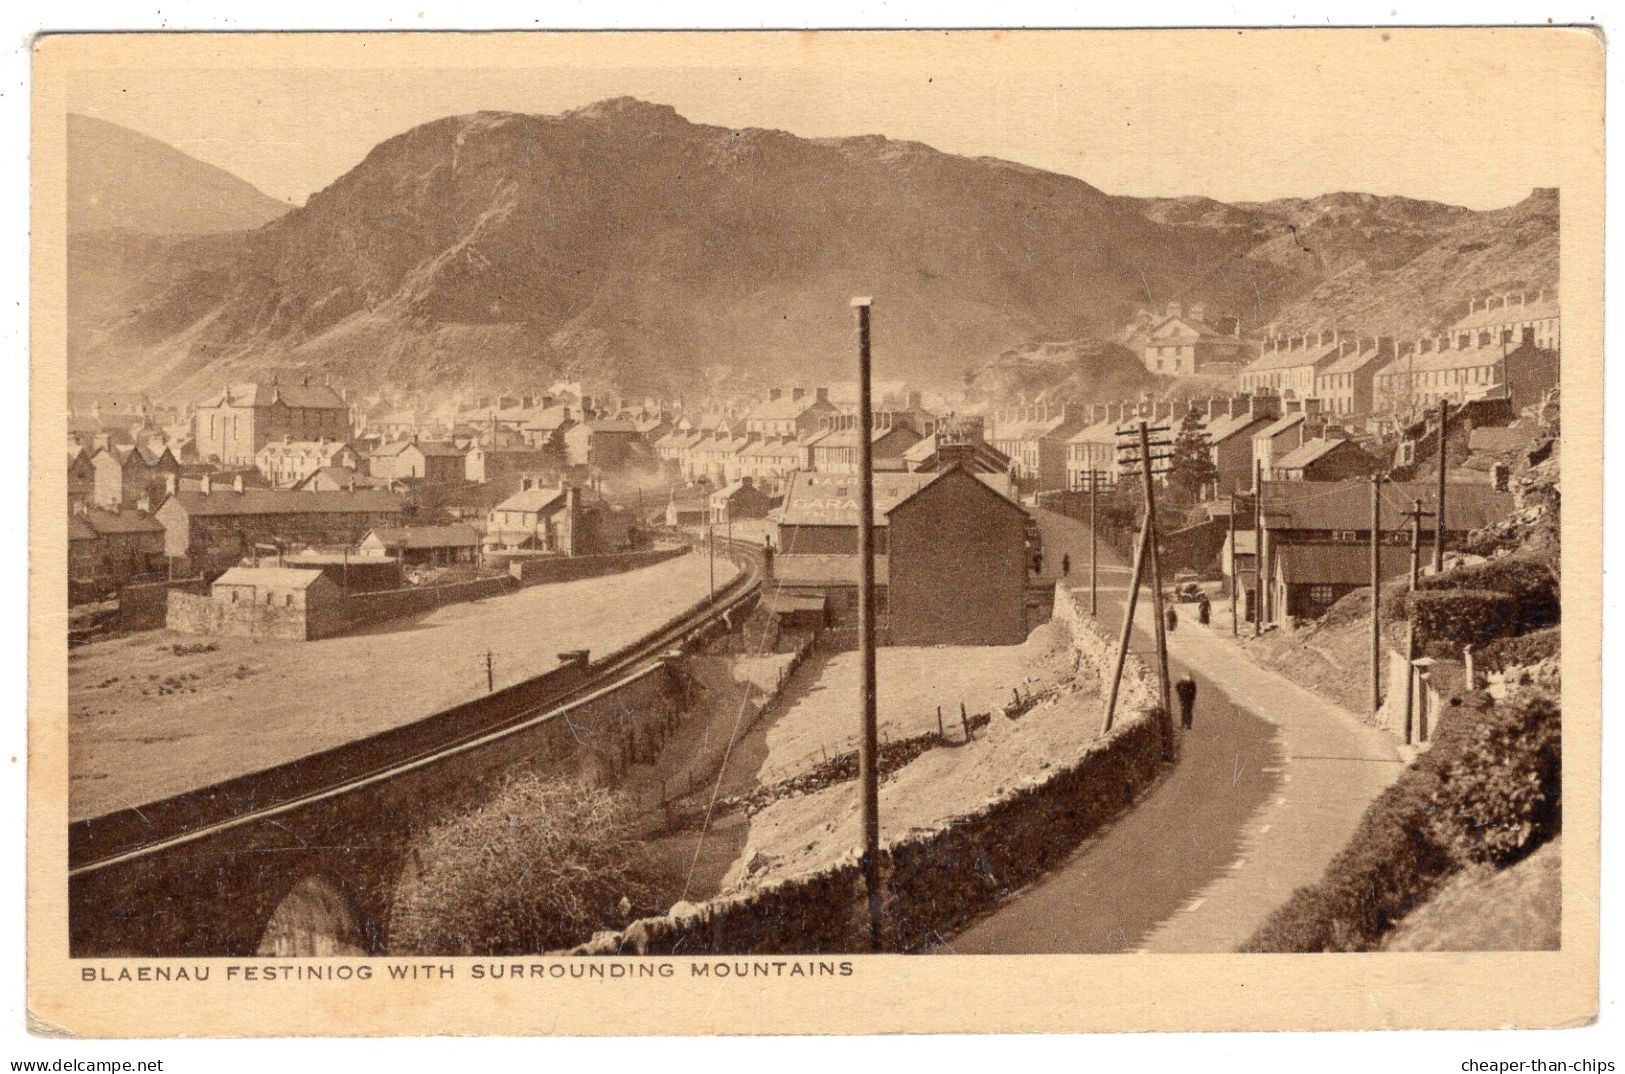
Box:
1088 469 1099 617
1404 498 1422 744
1102 510 1151 735
1138 422 1174 758
851 296 882 952
1253 459 1264 637
1370 473 1385 718
1434 399 1448 574
1229 488 1239 637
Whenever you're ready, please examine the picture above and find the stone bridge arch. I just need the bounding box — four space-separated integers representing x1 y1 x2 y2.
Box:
256 872 373 957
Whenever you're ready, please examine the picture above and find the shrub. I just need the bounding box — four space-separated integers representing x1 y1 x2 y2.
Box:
1477 626 1561 671
388 775 675 955
1418 552 1560 629
1403 589 1516 650
1430 691 1560 866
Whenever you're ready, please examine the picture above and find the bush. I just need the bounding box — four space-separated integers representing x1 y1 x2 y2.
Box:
388 775 675 955
1244 688 1561 952
1418 552 1560 629
1430 692 1560 866
1477 626 1561 671
1403 589 1516 650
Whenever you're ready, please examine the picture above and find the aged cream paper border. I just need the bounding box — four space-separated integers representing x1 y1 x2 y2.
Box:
27 28 1604 1037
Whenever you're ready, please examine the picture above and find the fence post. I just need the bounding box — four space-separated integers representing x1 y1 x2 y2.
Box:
936 705 945 740
960 701 970 742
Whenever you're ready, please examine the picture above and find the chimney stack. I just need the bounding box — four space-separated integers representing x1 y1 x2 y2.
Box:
164 473 177 497
769 388 783 401
816 387 830 404
200 472 212 496
233 473 245 494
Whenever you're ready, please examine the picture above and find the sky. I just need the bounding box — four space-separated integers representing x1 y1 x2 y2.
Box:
60 29 1587 209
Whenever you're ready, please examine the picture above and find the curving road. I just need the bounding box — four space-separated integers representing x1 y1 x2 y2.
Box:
942 507 1405 954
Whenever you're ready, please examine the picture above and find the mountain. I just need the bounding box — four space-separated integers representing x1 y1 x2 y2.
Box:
1258 188 1559 337
66 99 1558 398
67 114 291 236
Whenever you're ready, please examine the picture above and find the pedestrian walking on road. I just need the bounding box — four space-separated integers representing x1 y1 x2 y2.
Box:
1165 605 1178 633
1175 674 1198 730
1197 595 1211 625
1062 552 1071 577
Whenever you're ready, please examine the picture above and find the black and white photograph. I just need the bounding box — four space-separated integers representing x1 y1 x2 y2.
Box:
21 21 1605 1043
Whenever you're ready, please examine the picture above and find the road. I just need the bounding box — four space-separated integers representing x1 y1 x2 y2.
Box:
944 507 1405 954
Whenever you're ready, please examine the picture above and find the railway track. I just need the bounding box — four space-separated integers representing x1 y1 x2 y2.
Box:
69 539 766 877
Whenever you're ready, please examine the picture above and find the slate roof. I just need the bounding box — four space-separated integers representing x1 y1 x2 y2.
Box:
1243 340 1340 374
202 383 348 410
213 566 331 589
1204 411 1276 444
1273 438 1356 471
363 524 481 550
1252 412 1308 443
776 469 1017 528
1450 294 1560 332
164 489 404 517
1260 480 1513 532
291 467 389 492
1275 545 1410 587
1319 343 1392 377
492 486 569 514
374 439 466 458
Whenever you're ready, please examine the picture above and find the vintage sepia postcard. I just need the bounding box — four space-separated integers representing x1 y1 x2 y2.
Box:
27 27 1603 1037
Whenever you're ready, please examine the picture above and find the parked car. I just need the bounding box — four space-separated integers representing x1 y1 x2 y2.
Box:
1172 570 1203 603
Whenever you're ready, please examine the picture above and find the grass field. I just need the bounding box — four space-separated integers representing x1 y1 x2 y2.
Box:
68 551 738 820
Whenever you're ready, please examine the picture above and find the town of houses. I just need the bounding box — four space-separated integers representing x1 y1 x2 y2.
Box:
66 286 1558 649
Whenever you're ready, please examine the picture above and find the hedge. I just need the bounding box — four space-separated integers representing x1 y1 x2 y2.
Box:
1243 688 1560 952
1402 588 1517 654
1476 626 1561 671
1417 552 1560 629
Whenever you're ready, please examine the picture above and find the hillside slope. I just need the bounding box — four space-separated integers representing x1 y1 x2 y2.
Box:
68 114 290 236
67 100 1558 398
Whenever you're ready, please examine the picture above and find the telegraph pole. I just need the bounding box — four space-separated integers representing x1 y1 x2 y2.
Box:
1087 469 1101 617
1103 511 1151 735
1229 488 1239 637
1137 422 1174 735
1369 473 1387 718
1253 459 1264 637
706 520 715 601
1402 497 1435 745
1105 421 1174 757
852 296 883 952
485 650 495 693
1434 399 1448 574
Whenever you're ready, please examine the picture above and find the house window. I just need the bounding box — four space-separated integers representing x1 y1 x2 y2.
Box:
1335 530 1358 542
1309 585 1336 605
